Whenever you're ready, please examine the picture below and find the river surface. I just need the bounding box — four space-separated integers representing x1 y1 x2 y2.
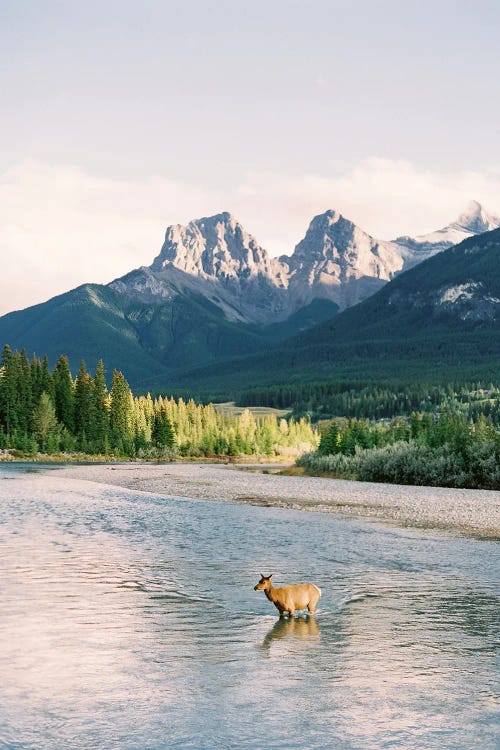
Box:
0 464 498 750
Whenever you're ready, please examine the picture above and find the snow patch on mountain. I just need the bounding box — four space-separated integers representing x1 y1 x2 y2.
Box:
436 281 500 321
439 283 481 304
394 201 500 269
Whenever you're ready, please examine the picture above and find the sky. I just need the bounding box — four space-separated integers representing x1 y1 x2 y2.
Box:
1 0 500 314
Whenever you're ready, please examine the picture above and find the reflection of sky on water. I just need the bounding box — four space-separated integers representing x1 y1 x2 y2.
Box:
321 574 498 748
1 535 185 747
0 470 498 749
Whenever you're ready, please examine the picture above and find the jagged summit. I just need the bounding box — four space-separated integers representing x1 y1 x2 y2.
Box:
112 212 290 324
454 200 500 234
109 202 500 325
151 211 282 282
393 200 500 268
281 208 404 309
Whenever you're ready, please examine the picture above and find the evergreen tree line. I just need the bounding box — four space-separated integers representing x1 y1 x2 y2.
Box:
298 411 500 489
239 380 500 422
0 346 318 458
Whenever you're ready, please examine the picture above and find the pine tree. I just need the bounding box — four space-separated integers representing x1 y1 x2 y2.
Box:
0 344 17 436
319 421 340 455
30 356 43 407
92 360 109 453
109 370 134 453
53 356 74 432
33 392 59 451
74 361 95 450
18 349 33 434
40 355 54 401
152 411 175 448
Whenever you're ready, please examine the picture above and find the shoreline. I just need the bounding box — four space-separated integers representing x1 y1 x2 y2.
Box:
38 461 500 539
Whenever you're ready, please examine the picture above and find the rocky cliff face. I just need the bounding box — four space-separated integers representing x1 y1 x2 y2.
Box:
109 202 499 325
281 210 404 310
111 212 289 323
151 212 285 282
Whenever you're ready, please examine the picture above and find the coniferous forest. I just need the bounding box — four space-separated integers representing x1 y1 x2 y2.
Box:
239 380 500 423
0 346 318 459
3 343 500 488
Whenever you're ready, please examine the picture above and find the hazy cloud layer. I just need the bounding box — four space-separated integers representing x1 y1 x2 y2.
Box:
1 158 500 315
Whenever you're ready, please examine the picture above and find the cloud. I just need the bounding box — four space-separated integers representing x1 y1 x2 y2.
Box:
0 161 223 314
1 158 500 314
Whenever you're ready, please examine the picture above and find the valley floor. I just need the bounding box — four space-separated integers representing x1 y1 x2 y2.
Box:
46 462 500 539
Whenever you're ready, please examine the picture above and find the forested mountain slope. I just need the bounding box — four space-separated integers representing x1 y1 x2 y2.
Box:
166 228 500 396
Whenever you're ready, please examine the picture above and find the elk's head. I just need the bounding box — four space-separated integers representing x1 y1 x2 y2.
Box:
254 574 273 591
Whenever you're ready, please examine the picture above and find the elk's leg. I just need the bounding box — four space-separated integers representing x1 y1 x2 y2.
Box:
288 609 295 618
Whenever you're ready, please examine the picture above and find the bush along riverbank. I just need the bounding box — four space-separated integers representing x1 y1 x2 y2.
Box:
297 412 500 490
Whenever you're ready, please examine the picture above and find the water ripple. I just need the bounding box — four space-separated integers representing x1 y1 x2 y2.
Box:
0 466 498 750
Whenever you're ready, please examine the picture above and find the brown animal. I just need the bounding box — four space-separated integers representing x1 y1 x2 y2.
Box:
254 574 321 617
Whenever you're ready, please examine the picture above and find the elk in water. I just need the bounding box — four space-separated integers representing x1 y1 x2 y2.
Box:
254 574 321 617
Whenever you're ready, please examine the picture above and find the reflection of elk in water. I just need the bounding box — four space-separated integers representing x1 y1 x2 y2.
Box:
262 615 320 649
254 574 321 617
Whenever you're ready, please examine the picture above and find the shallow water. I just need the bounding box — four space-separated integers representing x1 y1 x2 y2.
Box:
0 464 498 750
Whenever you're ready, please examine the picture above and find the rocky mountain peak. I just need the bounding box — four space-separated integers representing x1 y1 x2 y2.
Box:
291 210 356 258
114 212 288 324
110 202 500 326
280 209 370 269
150 212 284 284
393 200 500 270
454 200 500 234
280 209 404 310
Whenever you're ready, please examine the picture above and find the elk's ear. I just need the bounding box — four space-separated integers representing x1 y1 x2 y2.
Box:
268 574 273 579
260 573 265 579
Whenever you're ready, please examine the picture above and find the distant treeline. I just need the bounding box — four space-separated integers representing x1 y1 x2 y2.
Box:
298 412 500 490
0 346 318 458
239 381 500 422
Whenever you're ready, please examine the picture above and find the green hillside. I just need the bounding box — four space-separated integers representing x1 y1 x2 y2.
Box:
0 284 167 385
0 281 338 389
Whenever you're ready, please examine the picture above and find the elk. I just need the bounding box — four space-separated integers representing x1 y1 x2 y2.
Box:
254 574 321 617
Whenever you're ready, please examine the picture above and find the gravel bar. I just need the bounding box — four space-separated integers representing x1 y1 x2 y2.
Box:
46 462 500 538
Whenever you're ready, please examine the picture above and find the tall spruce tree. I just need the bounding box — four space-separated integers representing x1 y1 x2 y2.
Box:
152 411 175 448
109 370 134 453
18 349 33 434
0 344 17 435
53 356 74 433
92 360 109 453
74 361 95 449
33 392 59 451
40 355 54 402
30 356 43 407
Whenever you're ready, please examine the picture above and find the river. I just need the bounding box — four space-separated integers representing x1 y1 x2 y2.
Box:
0 464 498 749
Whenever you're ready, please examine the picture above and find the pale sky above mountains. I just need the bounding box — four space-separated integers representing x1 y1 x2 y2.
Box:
1 0 499 314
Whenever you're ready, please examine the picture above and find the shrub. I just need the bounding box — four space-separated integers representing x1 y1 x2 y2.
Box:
298 440 500 490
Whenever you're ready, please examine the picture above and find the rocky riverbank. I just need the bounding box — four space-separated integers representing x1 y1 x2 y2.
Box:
45 462 500 538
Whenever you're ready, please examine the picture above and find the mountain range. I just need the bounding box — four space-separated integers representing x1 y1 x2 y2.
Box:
109 199 500 321
177 226 500 397
0 200 498 392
